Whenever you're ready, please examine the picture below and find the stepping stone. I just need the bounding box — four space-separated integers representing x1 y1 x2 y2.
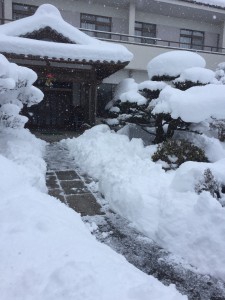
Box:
60 180 89 195
66 193 104 216
48 188 65 202
55 170 79 180
46 175 60 189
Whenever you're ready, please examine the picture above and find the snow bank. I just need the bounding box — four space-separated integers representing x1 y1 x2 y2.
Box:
173 67 215 84
152 85 225 123
0 129 185 299
172 159 225 193
147 51 206 79
0 157 185 300
0 4 133 63
0 128 46 192
65 125 225 280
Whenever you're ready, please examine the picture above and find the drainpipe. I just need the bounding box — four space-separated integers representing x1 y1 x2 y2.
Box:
128 0 136 42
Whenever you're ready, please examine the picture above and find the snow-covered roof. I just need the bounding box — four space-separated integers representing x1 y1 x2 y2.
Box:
0 4 133 64
179 0 225 9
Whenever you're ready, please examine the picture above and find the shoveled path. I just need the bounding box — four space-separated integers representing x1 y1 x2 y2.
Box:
44 140 225 300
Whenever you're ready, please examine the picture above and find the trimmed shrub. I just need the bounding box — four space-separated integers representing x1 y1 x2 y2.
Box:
152 139 208 170
195 168 221 199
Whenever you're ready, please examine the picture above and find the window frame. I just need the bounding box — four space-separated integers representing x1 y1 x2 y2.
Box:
12 2 37 20
180 28 205 50
135 21 157 44
80 13 112 39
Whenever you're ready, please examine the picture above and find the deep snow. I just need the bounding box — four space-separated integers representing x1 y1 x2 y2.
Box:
65 124 225 281
0 128 185 300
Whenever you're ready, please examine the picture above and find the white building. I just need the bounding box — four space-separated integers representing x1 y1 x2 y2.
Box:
1 0 225 110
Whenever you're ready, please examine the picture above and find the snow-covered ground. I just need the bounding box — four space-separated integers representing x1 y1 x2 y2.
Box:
0 127 185 300
65 124 225 281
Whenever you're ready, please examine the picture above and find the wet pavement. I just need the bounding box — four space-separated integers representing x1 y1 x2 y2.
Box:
44 139 225 300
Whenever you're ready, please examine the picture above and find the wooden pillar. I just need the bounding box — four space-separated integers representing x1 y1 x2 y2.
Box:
87 68 97 126
89 82 97 125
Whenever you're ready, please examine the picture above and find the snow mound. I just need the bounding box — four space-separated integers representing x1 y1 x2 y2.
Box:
172 159 225 193
152 84 225 123
0 125 185 300
65 125 225 280
174 67 215 84
147 51 206 79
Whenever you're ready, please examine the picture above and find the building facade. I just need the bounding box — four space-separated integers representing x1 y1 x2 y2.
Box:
1 0 225 117
0 4 132 130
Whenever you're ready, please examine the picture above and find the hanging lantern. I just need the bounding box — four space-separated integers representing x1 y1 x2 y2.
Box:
45 73 55 87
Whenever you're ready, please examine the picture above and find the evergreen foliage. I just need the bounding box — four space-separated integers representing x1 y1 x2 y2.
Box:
195 168 221 199
152 139 208 170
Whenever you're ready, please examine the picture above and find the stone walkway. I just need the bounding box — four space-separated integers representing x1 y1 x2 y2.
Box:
45 141 103 216
46 170 103 216
44 139 225 300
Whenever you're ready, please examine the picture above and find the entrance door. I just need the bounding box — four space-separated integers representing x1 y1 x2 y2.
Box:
27 89 75 130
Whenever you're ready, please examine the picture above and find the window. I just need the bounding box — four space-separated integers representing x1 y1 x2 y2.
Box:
12 3 37 20
180 29 204 50
135 21 156 44
80 13 111 39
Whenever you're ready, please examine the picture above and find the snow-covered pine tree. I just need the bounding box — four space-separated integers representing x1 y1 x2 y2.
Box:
0 54 43 129
148 51 215 143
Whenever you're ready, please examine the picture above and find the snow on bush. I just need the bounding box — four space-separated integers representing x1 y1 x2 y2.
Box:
215 62 225 85
147 51 206 80
173 67 215 88
152 139 208 170
138 80 167 91
104 79 167 128
0 54 43 129
210 118 225 142
65 125 225 281
119 90 147 105
105 78 138 110
195 168 221 199
151 84 225 123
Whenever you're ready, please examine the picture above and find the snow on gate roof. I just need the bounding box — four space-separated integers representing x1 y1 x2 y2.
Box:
0 4 133 64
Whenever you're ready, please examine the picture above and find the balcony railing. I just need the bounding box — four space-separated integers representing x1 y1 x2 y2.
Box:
0 18 223 55
80 28 223 54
